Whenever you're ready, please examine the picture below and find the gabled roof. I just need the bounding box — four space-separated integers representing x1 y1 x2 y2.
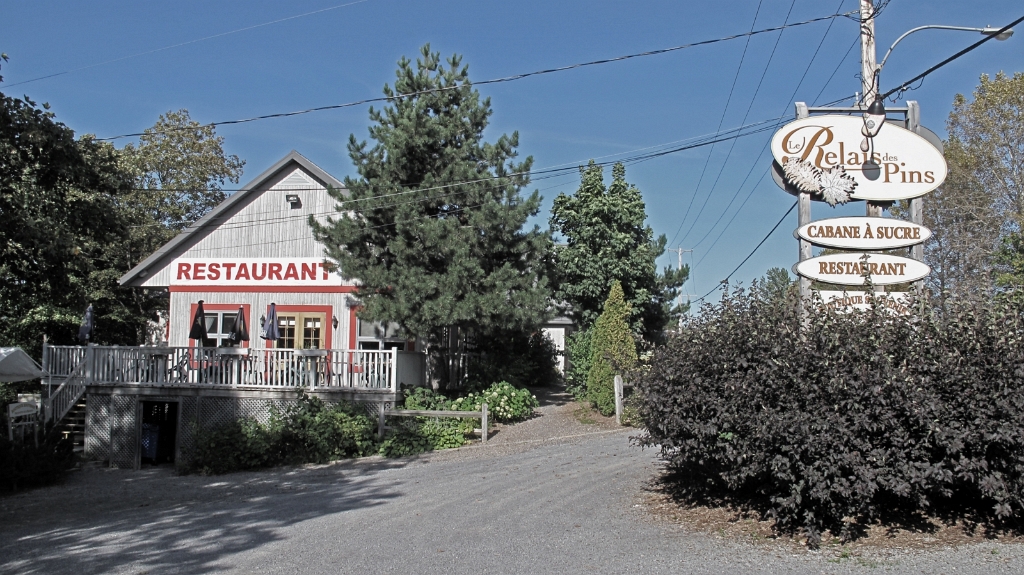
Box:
119 150 346 286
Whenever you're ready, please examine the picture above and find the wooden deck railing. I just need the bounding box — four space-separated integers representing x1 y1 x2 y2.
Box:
43 345 423 393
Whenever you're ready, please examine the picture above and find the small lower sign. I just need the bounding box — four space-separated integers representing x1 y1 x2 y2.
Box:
817 291 913 315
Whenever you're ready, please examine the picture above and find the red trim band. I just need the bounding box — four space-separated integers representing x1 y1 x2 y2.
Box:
170 285 357 293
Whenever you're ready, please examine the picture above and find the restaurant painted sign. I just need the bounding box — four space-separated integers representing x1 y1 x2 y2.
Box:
170 258 343 286
795 216 930 250
793 253 930 286
770 115 947 203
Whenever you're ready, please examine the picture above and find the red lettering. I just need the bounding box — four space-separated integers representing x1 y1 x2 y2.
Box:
207 263 220 280
284 263 299 280
236 264 251 280
252 263 266 280
320 262 329 280
269 263 283 280
194 263 206 280
223 262 236 280
177 262 191 280
301 263 316 280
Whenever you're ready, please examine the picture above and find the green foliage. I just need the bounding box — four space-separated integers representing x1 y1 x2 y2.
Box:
0 428 75 491
994 231 1024 288
466 330 561 390
182 392 376 474
586 282 637 416
0 91 142 354
550 161 688 341
564 327 592 399
379 418 466 457
639 284 1024 544
310 45 553 368
453 381 538 423
120 109 245 256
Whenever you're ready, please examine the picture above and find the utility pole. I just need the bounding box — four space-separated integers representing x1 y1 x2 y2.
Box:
861 0 882 221
861 0 887 295
668 247 692 329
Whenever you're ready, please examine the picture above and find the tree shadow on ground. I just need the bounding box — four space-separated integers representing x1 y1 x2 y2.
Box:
0 457 409 575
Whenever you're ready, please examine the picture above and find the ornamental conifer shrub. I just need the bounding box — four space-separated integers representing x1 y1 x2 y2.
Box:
587 281 638 415
638 283 1024 543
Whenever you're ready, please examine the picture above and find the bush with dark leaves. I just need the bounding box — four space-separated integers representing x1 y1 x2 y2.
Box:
637 283 1024 544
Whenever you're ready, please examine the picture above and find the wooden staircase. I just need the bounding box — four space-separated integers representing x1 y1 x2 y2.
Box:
60 396 87 453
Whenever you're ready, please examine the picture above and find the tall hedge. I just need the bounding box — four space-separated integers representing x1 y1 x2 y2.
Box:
587 281 637 415
638 283 1024 543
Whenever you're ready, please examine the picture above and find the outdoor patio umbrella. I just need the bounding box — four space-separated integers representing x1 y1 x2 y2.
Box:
77 304 93 343
0 348 45 382
228 306 249 345
189 300 208 343
261 303 280 342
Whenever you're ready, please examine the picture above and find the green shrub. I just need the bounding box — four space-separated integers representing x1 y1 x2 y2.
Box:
454 381 538 423
466 330 561 390
379 417 466 457
182 391 377 474
564 327 592 399
0 428 75 491
639 283 1024 544
587 281 637 415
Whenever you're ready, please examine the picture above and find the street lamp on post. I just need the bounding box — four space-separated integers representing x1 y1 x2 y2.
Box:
865 23 1015 141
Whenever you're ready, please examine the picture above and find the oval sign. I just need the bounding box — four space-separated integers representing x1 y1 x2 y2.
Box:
771 115 947 202
795 217 931 250
8 402 38 418
793 253 930 285
817 290 913 316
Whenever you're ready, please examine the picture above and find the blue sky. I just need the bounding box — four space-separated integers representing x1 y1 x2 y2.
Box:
2 0 1021 305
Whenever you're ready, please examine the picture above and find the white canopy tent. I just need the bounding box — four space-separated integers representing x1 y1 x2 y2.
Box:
0 348 45 382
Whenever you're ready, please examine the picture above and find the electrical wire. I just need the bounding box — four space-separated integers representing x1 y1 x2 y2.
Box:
4 0 376 88
688 0 846 254
98 9 856 141
677 0 798 248
881 14 1024 101
668 0 764 248
693 199 798 303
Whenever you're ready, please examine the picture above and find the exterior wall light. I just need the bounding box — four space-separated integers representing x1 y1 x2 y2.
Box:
285 194 301 208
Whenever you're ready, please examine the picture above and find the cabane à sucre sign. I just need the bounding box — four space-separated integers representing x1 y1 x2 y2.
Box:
770 115 947 202
794 253 930 286
795 216 931 250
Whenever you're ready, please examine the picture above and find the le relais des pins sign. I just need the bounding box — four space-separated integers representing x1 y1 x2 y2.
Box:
770 115 947 203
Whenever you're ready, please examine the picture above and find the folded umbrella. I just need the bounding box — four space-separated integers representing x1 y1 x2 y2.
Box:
189 300 208 342
228 306 249 345
261 303 280 342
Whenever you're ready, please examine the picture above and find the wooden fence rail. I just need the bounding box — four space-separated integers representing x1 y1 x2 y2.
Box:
380 402 488 442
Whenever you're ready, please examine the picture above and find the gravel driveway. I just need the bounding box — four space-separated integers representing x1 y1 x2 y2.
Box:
1 389 1021 574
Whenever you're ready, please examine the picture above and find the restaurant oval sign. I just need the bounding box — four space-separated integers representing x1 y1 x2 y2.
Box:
795 216 931 250
770 115 947 203
793 253 930 286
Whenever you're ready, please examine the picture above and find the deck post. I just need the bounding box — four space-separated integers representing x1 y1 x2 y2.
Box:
377 402 386 439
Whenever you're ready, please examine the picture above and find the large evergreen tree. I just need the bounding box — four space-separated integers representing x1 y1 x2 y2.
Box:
311 45 552 378
550 161 688 341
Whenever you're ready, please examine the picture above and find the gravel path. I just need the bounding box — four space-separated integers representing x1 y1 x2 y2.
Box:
1 388 1021 574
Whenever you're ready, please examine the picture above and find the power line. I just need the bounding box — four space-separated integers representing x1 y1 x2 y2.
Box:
677 0 798 248
881 14 1024 101
667 0 764 248
688 0 846 254
694 199 798 303
4 0 376 88
98 9 856 141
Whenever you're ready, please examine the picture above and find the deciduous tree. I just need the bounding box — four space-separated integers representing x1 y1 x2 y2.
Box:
550 161 688 342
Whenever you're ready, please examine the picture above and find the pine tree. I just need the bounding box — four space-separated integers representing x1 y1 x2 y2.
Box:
311 45 552 379
550 161 688 342
587 281 637 416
